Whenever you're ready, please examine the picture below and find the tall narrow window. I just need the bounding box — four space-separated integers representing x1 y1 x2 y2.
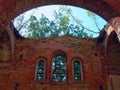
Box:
36 59 46 81
73 59 82 81
52 55 66 82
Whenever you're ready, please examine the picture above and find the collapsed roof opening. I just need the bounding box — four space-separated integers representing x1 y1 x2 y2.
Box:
12 5 107 39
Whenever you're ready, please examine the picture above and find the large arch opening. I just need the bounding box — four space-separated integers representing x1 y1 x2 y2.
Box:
1 0 118 25
12 5 107 39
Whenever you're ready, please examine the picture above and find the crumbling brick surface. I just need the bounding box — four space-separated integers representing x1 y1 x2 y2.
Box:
0 36 103 90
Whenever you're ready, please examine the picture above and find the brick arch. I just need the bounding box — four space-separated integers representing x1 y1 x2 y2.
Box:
102 17 120 56
0 0 119 28
52 50 67 58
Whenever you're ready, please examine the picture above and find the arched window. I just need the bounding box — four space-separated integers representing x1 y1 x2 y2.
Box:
73 59 83 81
52 54 67 82
36 58 46 81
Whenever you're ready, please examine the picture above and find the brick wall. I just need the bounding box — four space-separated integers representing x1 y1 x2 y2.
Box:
0 36 103 90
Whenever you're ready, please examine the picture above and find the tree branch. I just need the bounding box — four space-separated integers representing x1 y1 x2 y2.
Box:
70 13 100 34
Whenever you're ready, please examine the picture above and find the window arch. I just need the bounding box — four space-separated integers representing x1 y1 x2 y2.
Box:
52 53 67 82
73 59 83 81
35 58 46 81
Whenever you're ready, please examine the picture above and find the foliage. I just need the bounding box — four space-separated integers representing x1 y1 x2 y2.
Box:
52 55 66 82
14 6 95 39
73 60 81 81
37 60 45 80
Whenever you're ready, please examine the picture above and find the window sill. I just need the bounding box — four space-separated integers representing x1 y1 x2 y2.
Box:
34 80 46 84
49 80 68 86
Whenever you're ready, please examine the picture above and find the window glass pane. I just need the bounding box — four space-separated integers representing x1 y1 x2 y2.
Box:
73 60 81 81
52 55 66 82
36 60 45 81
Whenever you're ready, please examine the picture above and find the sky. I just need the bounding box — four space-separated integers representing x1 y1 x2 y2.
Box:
14 5 107 38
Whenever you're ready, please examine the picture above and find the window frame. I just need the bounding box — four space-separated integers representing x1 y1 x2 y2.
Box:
72 58 83 81
51 52 67 82
35 58 46 82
